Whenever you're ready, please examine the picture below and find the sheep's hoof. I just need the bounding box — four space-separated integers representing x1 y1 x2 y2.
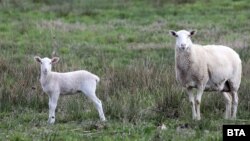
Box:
192 116 201 120
231 116 237 120
192 115 197 120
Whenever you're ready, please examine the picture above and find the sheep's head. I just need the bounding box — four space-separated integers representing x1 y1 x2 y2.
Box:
34 56 60 75
169 30 196 51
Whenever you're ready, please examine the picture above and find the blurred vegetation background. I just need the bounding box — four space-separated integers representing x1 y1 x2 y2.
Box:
0 0 250 140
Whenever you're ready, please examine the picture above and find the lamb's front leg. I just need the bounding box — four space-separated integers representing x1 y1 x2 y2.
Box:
186 88 197 120
48 93 60 124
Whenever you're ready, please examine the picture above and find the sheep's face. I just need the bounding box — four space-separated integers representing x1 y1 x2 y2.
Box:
34 56 60 75
169 30 196 51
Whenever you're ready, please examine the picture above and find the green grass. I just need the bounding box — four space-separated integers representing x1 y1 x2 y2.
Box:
1 0 250 140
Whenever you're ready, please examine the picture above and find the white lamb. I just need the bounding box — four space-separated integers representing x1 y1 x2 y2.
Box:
169 30 242 120
34 56 106 124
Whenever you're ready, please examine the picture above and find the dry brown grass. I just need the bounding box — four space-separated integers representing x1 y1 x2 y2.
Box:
127 43 167 50
37 20 85 32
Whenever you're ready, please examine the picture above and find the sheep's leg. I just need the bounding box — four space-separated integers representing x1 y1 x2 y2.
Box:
186 88 197 120
195 87 204 120
222 92 232 119
48 93 59 124
88 94 106 121
231 91 238 119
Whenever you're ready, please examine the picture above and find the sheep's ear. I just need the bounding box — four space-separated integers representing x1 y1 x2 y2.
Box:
34 56 42 64
190 30 196 36
169 30 178 37
51 57 60 64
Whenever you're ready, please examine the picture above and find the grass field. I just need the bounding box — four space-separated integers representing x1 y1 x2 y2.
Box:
0 0 250 140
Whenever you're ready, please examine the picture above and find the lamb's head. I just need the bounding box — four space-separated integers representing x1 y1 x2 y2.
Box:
169 30 196 51
34 56 60 75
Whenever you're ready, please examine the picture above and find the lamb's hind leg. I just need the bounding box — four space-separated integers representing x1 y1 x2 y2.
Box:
88 94 106 121
82 82 106 121
222 92 232 119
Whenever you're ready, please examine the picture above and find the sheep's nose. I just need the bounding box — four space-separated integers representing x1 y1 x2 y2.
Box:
43 69 48 75
180 44 186 50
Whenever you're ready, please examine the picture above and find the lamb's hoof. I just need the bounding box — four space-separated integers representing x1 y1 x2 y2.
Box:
99 115 106 122
101 118 107 122
48 117 55 124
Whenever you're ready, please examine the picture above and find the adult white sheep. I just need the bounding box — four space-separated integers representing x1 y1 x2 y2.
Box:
34 56 106 124
169 30 241 120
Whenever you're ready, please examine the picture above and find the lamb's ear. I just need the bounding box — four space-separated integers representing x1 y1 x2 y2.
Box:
190 30 196 36
34 56 42 64
169 30 178 37
51 57 60 64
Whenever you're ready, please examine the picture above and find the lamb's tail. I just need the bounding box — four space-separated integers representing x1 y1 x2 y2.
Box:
94 75 100 83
